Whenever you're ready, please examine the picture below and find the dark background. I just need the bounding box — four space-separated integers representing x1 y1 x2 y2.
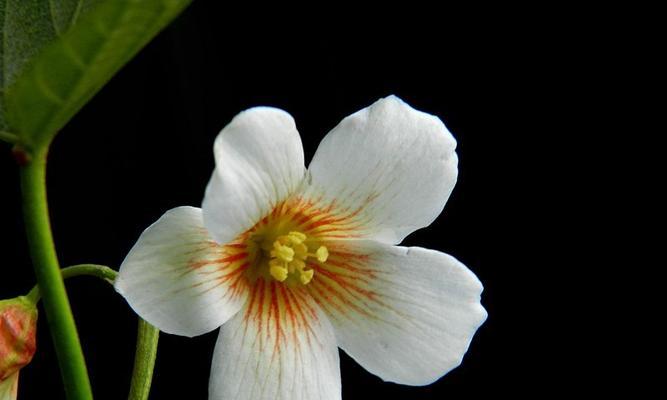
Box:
0 3 581 399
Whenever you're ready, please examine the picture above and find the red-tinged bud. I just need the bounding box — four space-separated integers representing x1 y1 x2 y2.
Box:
0 297 37 384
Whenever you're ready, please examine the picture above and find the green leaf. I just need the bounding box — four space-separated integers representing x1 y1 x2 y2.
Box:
0 0 102 130
2 0 191 150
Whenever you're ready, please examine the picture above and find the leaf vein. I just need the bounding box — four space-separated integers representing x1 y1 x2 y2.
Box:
35 67 65 104
70 0 84 28
62 40 88 70
48 0 62 36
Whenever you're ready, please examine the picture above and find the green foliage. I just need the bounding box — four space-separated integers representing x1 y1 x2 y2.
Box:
0 0 101 130
0 0 191 151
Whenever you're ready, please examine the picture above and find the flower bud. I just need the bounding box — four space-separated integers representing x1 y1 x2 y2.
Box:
0 296 37 399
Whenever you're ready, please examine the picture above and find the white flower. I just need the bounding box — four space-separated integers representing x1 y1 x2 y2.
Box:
115 96 487 400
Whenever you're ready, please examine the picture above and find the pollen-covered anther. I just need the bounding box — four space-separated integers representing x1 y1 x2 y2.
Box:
266 231 327 285
315 246 329 263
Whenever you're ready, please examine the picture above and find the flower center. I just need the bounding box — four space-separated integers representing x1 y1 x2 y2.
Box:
238 199 345 286
265 231 328 285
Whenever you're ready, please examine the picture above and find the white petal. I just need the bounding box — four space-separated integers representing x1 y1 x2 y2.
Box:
306 240 487 385
115 207 249 337
0 372 18 400
203 107 306 245
210 281 341 400
303 96 458 244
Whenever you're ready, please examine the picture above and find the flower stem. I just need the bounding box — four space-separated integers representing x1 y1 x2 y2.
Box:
26 264 118 303
128 319 160 400
25 263 160 400
20 151 94 400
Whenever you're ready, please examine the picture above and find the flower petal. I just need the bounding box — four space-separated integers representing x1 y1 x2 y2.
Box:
203 107 306 245
303 96 458 244
210 280 341 400
115 207 249 337
306 240 487 385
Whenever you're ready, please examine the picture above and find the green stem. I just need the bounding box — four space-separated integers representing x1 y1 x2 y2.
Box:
20 151 94 400
0 130 19 144
128 319 160 400
25 264 160 400
26 264 118 302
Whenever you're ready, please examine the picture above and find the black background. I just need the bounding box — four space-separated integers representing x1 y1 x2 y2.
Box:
0 3 577 399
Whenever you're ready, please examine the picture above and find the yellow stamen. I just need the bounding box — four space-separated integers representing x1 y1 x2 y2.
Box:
269 259 288 281
287 231 307 243
300 269 314 285
289 242 305 259
263 230 328 285
315 246 329 263
290 259 305 274
271 242 294 262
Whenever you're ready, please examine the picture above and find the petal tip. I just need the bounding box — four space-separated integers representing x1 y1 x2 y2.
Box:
230 106 296 131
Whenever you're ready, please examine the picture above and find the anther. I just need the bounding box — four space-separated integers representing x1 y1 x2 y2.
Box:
271 242 294 262
300 269 314 285
315 246 329 263
269 259 288 281
266 231 328 285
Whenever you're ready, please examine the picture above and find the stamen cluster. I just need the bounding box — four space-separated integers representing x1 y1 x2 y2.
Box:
267 231 328 284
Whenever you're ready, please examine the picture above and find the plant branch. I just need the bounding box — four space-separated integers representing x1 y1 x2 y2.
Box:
20 151 94 400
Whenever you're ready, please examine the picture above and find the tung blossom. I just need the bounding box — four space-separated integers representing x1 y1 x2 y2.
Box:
115 96 487 400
